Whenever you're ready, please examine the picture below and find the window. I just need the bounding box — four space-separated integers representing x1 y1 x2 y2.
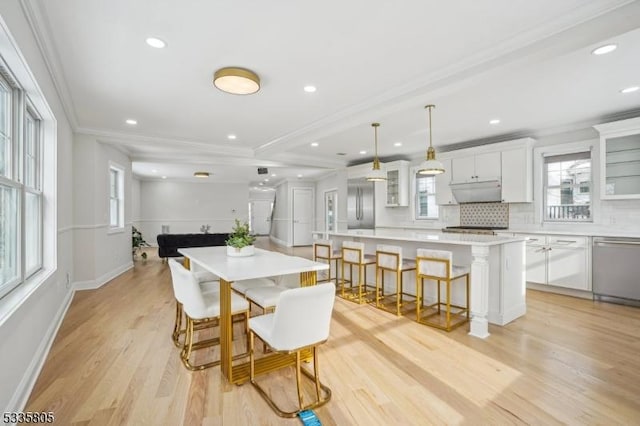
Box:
415 172 438 219
544 152 591 222
0 73 44 298
109 164 124 229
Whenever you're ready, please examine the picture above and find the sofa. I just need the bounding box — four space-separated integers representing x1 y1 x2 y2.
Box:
157 233 230 259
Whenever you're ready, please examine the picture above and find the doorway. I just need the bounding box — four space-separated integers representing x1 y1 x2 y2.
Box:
249 200 273 235
292 187 313 246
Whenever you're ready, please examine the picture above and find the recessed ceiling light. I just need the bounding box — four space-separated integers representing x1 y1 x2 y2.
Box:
297 174 303 178
259 182 264 186
311 142 319 147
304 85 317 93
145 37 166 49
271 173 276 177
591 44 617 55
489 119 501 125
394 142 402 147
193 171 210 178
264 178 269 182
151 169 158 173
125 119 137 125
161 176 167 179
227 134 237 140
620 86 639 94
359 150 367 154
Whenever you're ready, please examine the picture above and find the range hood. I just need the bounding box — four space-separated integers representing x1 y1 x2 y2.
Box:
450 179 502 203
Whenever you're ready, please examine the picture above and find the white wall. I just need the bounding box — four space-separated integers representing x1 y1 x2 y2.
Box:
72 135 133 288
0 3 74 412
270 181 290 246
137 180 249 244
314 171 348 232
131 176 141 228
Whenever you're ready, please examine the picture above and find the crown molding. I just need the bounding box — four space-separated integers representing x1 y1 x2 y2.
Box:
254 0 638 158
20 0 79 129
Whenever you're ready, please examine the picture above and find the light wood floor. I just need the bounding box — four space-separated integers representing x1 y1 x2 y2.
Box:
25 238 640 425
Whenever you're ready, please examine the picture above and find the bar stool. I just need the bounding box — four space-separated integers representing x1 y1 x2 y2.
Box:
415 249 470 331
375 244 416 316
340 241 376 304
313 239 341 286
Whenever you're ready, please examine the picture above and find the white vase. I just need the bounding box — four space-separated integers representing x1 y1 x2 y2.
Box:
227 245 255 257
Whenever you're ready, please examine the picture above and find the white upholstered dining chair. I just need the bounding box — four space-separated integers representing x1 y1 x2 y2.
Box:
248 282 336 417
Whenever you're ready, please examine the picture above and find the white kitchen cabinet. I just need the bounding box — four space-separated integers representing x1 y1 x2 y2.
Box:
594 117 640 200
501 147 533 202
451 151 501 183
435 158 456 205
385 160 409 207
518 233 590 291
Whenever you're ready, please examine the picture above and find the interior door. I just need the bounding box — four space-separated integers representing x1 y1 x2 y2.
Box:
250 200 273 235
293 188 313 246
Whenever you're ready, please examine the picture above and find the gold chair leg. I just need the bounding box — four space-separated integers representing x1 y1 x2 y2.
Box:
249 330 255 380
446 280 452 331
313 346 321 402
295 351 304 410
396 270 401 316
172 301 183 347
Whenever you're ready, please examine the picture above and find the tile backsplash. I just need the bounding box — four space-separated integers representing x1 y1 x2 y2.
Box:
460 202 509 227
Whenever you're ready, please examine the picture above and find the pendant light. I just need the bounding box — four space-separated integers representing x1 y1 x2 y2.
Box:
366 122 387 182
417 104 445 175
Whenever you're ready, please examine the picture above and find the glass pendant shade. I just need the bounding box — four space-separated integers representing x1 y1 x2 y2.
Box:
417 105 445 175
366 122 387 182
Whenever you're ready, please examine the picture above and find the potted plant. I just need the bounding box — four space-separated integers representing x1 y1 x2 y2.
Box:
226 219 256 257
132 226 150 260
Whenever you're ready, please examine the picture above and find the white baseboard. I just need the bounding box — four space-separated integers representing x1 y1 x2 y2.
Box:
74 261 134 291
7 288 74 413
527 282 593 300
269 235 291 247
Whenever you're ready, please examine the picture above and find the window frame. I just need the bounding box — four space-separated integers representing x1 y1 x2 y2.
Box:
412 167 439 220
542 151 593 223
109 162 125 231
0 70 44 298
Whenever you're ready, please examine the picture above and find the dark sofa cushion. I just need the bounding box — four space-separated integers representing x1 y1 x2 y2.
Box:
157 233 230 258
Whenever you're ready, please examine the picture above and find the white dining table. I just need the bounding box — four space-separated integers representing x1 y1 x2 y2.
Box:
178 246 329 384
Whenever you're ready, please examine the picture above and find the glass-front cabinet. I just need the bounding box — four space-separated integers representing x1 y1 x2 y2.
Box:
595 117 640 200
385 160 409 206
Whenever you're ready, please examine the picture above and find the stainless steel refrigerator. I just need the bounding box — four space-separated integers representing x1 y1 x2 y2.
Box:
347 179 375 229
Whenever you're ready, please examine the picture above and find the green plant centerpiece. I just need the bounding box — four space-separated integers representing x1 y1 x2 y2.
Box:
132 226 150 260
226 219 256 257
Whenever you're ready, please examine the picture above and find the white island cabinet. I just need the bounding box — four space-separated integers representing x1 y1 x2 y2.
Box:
327 229 526 339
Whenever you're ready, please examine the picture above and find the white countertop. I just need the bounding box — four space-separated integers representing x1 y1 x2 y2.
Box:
326 229 525 246
503 227 640 239
179 246 328 281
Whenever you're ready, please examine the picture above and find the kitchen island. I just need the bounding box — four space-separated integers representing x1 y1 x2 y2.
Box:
321 229 527 338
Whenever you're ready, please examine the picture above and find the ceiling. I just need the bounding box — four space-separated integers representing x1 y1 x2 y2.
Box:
26 0 640 186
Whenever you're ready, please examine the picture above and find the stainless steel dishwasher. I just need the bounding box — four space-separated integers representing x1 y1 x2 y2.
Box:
593 237 640 307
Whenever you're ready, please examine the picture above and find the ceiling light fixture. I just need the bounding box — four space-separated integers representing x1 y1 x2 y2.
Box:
145 37 166 49
297 174 303 178
591 44 617 55
125 119 137 125
311 142 319 147
304 85 317 93
161 176 167 179
359 150 367 155
489 119 501 125
213 67 260 95
271 173 276 177
394 142 402 147
366 123 387 182
417 104 444 175
620 86 639 94
193 171 210 178
227 134 237 140
152 169 158 173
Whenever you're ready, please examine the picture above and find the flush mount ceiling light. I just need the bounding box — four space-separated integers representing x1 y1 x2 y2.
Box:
591 44 617 55
227 134 237 140
125 119 137 125
193 171 210 178
304 85 317 93
489 119 501 125
366 123 387 182
310 142 319 147
394 142 402 147
620 86 639 94
213 67 260 95
417 104 445 175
